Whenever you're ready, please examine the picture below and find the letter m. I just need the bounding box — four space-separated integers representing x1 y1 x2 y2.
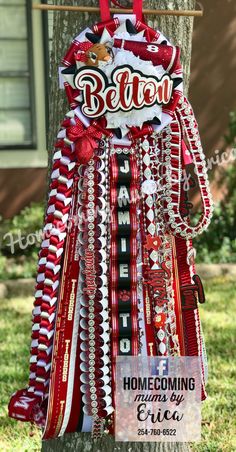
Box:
118 211 130 225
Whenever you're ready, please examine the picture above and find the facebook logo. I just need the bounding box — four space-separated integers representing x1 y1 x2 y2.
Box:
152 358 169 376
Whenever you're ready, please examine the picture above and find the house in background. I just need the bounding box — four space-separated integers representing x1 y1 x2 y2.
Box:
0 0 52 219
1 0 236 219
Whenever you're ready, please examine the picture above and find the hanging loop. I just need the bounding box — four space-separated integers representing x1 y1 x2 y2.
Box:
100 0 143 22
133 0 143 21
112 0 143 21
99 0 111 21
111 0 132 8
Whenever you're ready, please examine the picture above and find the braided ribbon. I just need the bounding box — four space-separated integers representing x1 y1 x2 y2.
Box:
8 114 78 427
161 97 214 239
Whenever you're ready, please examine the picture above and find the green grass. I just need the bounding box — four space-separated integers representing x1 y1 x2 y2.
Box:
0 278 235 451
192 277 236 452
0 297 41 451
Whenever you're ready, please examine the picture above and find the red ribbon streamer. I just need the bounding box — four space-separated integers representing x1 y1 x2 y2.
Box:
99 0 111 22
133 0 143 22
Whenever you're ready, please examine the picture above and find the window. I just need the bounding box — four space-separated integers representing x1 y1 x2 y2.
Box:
42 0 54 138
0 0 35 149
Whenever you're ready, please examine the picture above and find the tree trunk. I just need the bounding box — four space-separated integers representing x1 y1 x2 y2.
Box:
48 0 99 157
43 1 195 451
42 432 191 451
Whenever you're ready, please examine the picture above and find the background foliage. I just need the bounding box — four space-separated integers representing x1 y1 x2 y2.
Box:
0 203 43 280
195 111 236 263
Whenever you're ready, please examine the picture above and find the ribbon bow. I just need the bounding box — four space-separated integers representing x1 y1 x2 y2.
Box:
75 42 93 64
67 118 102 164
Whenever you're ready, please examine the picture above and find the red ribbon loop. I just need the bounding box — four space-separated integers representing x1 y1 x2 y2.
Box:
99 0 144 23
111 0 127 8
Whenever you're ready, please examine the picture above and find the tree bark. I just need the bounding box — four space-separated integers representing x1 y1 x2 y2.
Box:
42 432 191 451
48 0 99 157
43 1 195 451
